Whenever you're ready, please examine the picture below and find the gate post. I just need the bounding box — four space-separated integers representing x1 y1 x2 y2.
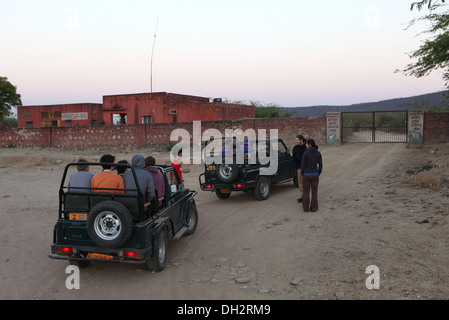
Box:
326 109 341 145
408 106 424 144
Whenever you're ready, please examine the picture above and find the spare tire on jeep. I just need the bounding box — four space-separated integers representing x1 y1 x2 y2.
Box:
216 164 239 183
87 201 134 249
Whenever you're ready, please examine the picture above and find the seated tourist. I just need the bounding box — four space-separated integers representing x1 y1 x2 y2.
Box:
116 159 129 176
123 154 155 203
68 158 94 192
91 154 124 193
144 156 165 206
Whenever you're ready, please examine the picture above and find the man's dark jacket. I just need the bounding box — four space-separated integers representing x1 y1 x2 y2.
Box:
292 144 307 169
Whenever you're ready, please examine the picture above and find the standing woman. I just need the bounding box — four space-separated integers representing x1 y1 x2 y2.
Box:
301 139 323 212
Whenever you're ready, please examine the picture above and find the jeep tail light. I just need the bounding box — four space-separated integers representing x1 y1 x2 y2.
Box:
57 247 73 253
236 184 243 189
205 185 213 189
123 251 141 258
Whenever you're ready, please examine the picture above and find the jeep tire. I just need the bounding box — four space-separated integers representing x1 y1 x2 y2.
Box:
215 190 231 200
216 164 239 183
146 230 168 272
184 204 198 236
254 176 270 201
69 256 91 269
87 201 134 249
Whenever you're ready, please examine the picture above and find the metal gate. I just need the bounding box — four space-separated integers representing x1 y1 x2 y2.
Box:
342 111 408 143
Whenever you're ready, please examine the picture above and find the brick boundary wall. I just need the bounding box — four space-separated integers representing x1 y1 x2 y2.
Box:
0 117 327 149
423 113 449 144
1 113 446 149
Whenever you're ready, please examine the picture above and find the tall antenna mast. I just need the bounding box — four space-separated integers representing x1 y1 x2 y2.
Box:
150 18 159 94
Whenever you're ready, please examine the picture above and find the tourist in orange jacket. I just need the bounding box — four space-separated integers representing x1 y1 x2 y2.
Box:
91 154 124 193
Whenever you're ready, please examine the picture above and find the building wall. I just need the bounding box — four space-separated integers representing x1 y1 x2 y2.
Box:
17 104 103 128
17 93 255 128
3 113 447 149
423 112 449 143
0 117 327 148
102 92 255 125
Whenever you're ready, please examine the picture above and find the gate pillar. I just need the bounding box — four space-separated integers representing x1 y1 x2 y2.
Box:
326 109 341 145
408 106 424 144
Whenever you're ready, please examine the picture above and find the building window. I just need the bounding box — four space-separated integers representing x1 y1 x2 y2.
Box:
26 121 33 128
42 111 62 119
44 120 59 127
142 116 152 124
66 121 72 127
169 109 178 115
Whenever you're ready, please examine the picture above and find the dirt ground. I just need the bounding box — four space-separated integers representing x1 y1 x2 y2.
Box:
0 142 448 300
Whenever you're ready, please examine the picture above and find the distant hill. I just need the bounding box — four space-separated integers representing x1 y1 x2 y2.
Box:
280 91 448 118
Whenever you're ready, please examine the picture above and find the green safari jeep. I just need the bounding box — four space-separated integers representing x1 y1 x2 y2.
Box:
49 162 198 272
199 138 298 200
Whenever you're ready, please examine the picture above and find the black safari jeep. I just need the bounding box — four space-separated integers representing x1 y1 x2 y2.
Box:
50 162 198 272
199 138 298 200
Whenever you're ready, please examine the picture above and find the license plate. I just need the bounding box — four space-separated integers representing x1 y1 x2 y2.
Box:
86 253 113 260
69 213 87 221
220 189 231 194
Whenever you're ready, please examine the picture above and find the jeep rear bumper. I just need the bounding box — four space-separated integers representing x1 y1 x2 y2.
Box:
49 243 151 263
199 173 254 192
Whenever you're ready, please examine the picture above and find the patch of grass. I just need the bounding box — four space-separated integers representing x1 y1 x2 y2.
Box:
410 170 442 190
406 163 437 175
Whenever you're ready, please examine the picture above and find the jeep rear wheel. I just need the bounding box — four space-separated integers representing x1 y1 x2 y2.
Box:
87 201 134 249
254 176 270 201
215 190 231 199
184 204 198 236
69 256 91 269
216 164 239 183
146 230 168 272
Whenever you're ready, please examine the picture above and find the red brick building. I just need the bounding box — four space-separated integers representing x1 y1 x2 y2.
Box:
17 92 255 127
17 103 103 128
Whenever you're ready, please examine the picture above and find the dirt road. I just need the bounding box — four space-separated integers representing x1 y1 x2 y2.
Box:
1 143 448 300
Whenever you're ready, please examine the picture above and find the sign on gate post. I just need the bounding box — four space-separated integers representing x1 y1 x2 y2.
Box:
408 106 424 144
327 110 341 145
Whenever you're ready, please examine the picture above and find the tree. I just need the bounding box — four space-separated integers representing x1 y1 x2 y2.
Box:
250 100 292 119
410 0 445 10
401 1 449 87
0 77 22 121
223 98 292 119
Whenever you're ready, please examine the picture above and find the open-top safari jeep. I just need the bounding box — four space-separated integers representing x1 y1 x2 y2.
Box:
49 162 198 272
199 137 298 201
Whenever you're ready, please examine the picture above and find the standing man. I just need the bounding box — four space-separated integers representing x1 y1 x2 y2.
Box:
292 135 307 203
